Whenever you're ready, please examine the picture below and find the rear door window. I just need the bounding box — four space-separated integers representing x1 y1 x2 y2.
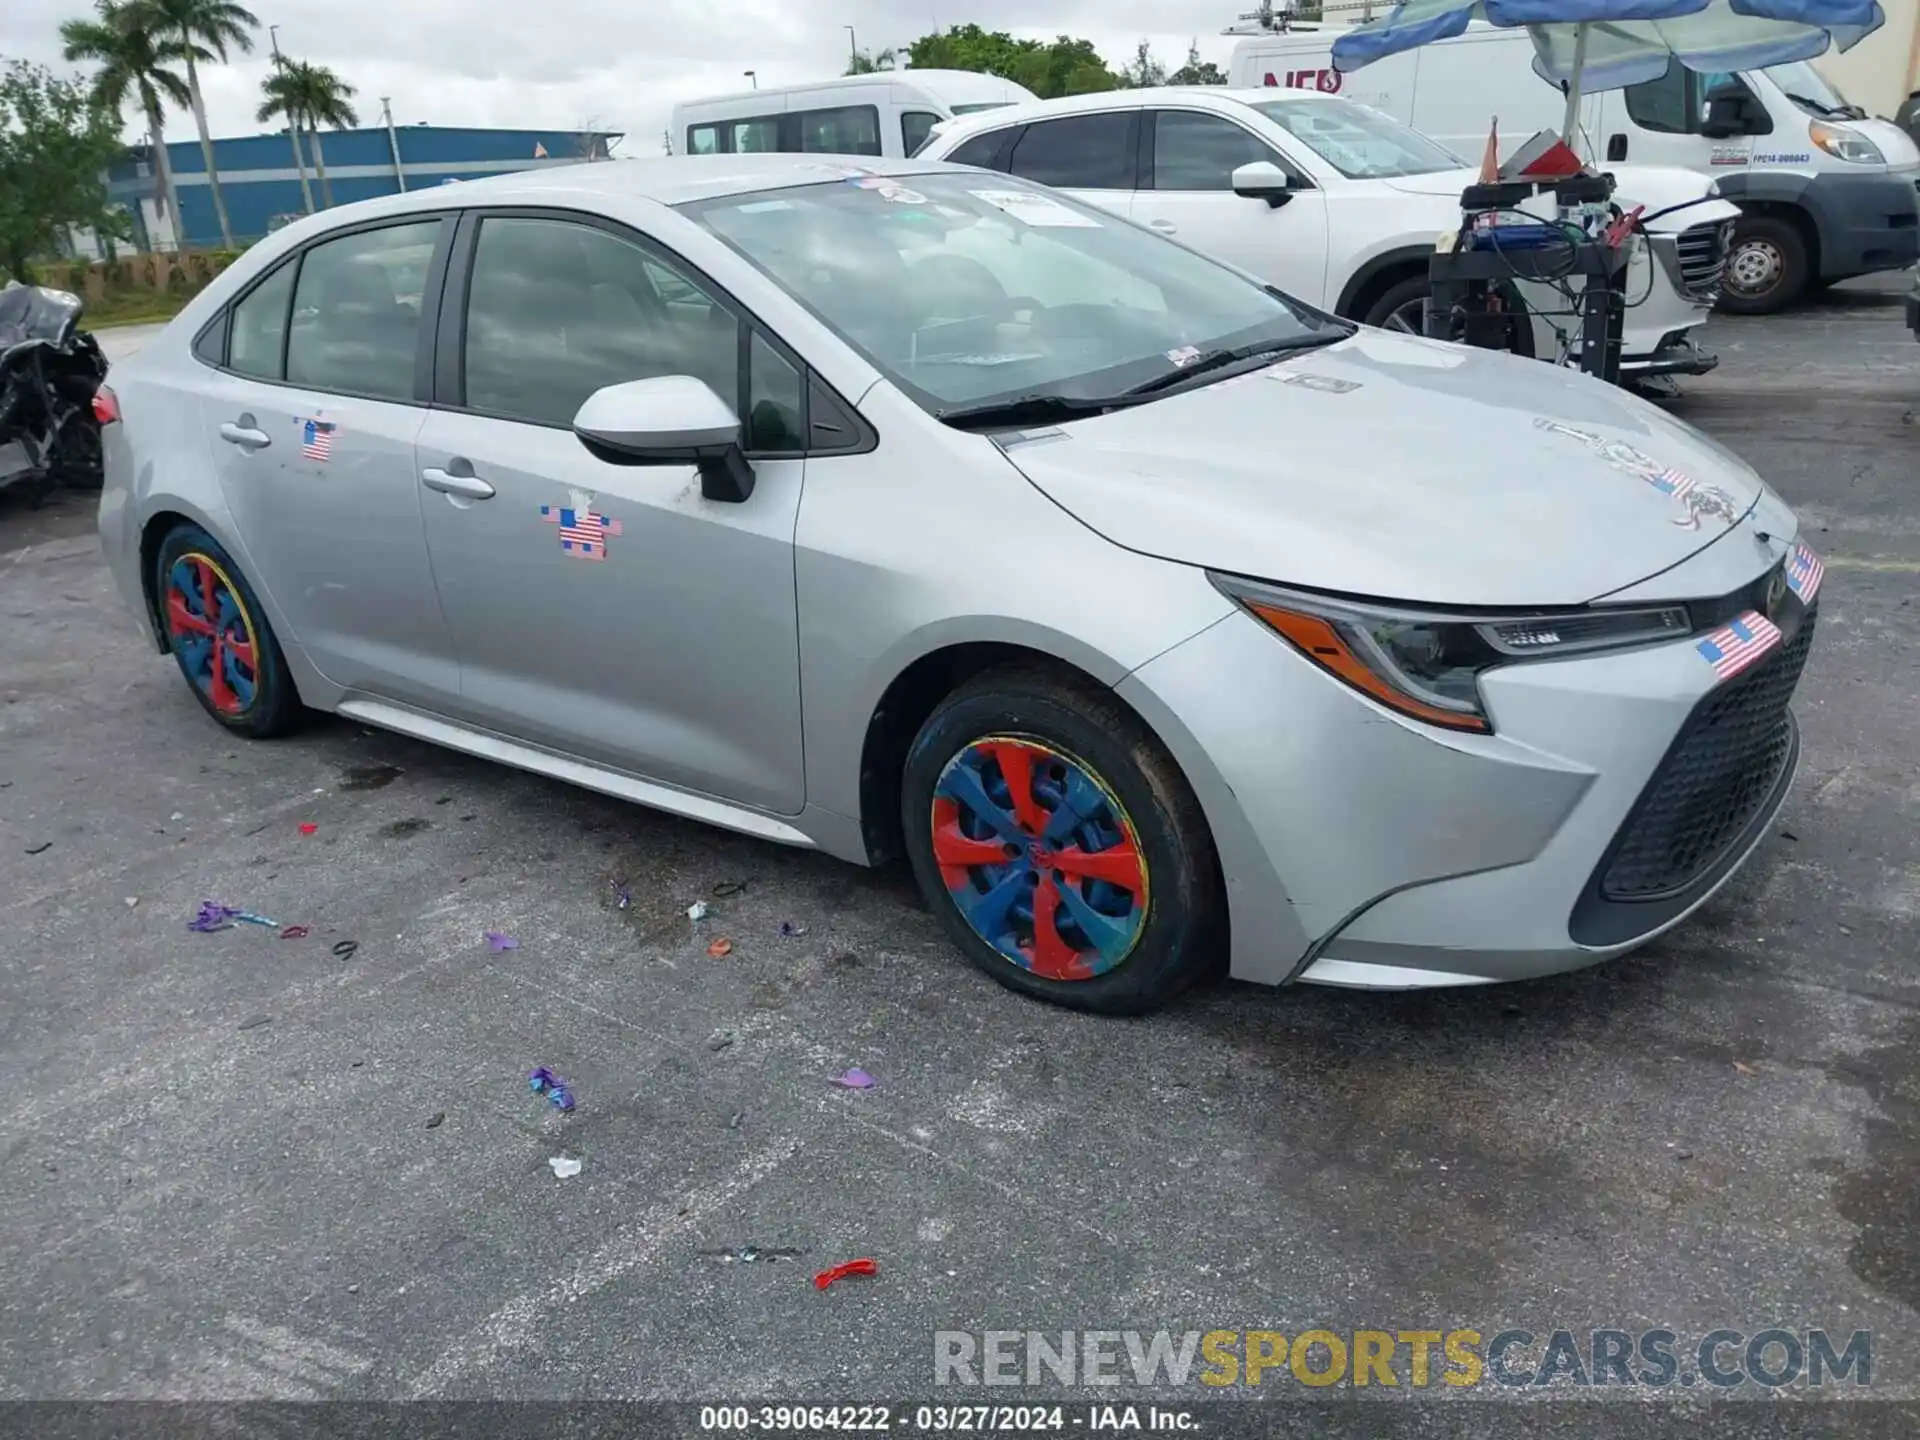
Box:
284 220 440 400
1006 112 1138 189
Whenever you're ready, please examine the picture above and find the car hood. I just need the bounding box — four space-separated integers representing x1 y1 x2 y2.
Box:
994 329 1767 608
1382 164 1733 231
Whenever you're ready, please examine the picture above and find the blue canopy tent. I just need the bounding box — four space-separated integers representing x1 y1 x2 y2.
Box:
1330 0 1886 143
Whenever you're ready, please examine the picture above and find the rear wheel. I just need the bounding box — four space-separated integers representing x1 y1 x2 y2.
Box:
900 667 1222 1015
54 412 103 491
154 523 301 737
1718 216 1809 315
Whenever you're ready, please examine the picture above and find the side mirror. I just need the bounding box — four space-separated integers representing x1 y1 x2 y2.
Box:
572 375 755 503
1232 160 1293 208
1700 83 1770 139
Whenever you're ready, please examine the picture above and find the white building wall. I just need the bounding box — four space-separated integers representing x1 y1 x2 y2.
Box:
1810 0 1918 118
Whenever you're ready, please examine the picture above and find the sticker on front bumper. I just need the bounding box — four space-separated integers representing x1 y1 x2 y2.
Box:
1785 542 1824 604
1695 610 1782 681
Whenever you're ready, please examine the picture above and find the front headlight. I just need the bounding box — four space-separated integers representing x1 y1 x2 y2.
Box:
1810 120 1885 165
1211 575 1691 735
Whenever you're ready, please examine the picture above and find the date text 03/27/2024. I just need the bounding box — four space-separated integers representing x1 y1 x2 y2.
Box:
698 1405 1194 1432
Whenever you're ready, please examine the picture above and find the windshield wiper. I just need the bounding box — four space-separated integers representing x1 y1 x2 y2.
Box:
936 392 1143 431
1117 331 1346 399
1783 91 1844 118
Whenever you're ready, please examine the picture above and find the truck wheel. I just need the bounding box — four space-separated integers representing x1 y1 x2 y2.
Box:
1719 216 1808 315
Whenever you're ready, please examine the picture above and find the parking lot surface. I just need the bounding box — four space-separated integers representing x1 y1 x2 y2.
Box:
1 293 1916 1413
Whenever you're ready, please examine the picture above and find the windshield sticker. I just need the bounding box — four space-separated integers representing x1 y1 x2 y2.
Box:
1166 345 1202 368
735 200 794 214
1532 418 1742 531
540 489 624 563
1274 372 1361 394
1695 611 1782 682
1784 542 1825 604
969 190 1101 228
846 175 926 204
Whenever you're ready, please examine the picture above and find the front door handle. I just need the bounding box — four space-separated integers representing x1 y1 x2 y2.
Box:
1148 218 1178 234
421 465 495 500
219 419 271 450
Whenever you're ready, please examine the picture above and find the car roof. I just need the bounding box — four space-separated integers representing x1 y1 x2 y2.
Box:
927 86 1341 145
673 68 1029 112
272 153 964 230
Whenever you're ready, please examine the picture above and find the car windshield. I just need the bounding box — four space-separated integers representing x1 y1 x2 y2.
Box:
680 170 1338 413
1763 61 1859 118
1252 98 1464 179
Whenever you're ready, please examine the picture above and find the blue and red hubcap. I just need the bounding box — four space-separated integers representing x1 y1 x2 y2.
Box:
931 736 1148 981
165 554 258 716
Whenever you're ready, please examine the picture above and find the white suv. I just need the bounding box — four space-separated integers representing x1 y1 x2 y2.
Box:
920 87 1738 385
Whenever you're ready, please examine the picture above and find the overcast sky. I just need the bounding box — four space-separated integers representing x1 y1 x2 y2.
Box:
4 0 1262 155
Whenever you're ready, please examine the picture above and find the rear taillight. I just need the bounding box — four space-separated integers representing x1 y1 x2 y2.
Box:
92 386 120 424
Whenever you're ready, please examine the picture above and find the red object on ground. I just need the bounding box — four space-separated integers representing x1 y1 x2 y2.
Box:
299 822 317 835
813 1258 878 1290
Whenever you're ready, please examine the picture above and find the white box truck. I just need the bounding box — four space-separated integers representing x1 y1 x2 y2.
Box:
1229 21 1920 312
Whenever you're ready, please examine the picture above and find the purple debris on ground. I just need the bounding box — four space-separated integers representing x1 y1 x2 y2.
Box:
189 901 238 932
485 932 519 952
780 921 806 937
829 1068 876 1090
528 1067 577 1112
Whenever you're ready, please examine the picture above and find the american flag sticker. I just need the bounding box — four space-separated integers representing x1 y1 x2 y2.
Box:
539 490 624 562
1784 542 1824 604
1695 610 1782 682
300 418 335 462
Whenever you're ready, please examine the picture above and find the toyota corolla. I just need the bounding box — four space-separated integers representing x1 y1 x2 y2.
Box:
95 155 1820 1014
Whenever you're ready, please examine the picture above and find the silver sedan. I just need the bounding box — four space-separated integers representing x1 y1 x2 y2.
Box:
96 155 1819 1013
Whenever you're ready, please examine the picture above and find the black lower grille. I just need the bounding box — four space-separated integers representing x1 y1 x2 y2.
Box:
1675 221 1729 302
1599 607 1816 901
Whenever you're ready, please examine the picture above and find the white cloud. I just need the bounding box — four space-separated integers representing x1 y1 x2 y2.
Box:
5 0 1249 155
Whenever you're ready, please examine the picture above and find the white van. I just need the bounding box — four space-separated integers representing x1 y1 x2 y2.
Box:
669 70 1039 164
919 88 1735 386
1229 22 1920 313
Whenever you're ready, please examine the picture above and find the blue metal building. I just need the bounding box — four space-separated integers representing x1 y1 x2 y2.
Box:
105 125 622 250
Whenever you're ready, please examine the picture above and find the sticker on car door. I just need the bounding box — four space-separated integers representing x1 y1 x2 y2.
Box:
539 489 625 562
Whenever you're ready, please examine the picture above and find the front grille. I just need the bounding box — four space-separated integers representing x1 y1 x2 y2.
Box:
1675 221 1728 302
1600 607 1816 900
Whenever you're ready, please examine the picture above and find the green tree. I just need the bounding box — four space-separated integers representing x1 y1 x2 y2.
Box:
0 60 131 280
906 25 1117 99
140 0 257 249
257 55 313 213
258 59 357 209
1169 41 1227 86
844 47 897 75
1116 40 1167 90
60 0 190 247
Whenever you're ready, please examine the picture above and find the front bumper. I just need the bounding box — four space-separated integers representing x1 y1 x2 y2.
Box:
1811 169 1920 279
1118 554 1812 989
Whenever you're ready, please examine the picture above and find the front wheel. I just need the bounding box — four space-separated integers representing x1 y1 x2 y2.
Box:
1364 275 1534 358
1718 216 1809 315
900 667 1223 1015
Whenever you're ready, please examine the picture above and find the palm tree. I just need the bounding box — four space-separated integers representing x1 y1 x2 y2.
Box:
256 57 313 212
140 0 258 249
258 59 357 208
61 0 191 249
844 48 897 75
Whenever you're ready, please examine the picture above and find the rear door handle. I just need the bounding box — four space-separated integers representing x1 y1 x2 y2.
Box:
421 466 496 500
219 421 271 451
1148 218 1178 234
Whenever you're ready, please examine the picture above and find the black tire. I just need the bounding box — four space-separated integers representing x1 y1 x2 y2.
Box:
1718 215 1809 315
901 665 1223 1015
153 523 302 737
54 412 103 491
1363 275 1535 358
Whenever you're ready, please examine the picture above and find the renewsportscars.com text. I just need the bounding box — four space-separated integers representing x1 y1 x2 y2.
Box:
934 1328 1873 1390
